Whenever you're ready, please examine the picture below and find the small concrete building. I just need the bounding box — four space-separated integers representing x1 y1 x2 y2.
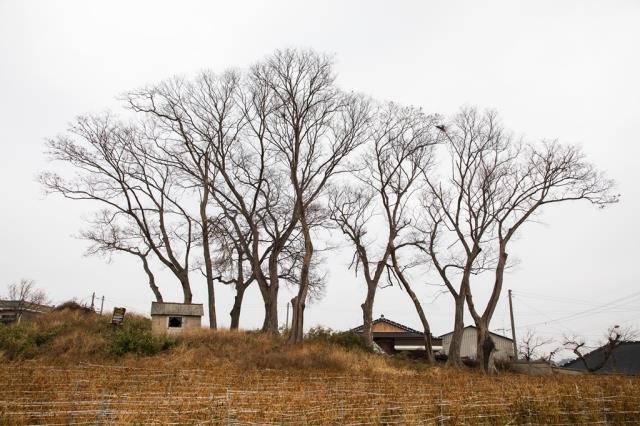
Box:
440 325 515 361
150 302 203 335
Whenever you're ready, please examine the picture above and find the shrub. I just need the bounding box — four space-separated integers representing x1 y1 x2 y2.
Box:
305 326 366 350
0 324 56 359
109 316 171 356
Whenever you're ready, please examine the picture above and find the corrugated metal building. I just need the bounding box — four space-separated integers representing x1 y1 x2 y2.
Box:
440 325 515 361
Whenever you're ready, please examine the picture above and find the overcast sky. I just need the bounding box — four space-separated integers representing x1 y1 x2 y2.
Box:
1 0 638 352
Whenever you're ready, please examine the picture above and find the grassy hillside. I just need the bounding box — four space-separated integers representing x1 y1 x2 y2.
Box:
1 309 639 424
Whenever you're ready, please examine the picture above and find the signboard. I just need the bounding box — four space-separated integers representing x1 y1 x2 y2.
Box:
111 307 126 325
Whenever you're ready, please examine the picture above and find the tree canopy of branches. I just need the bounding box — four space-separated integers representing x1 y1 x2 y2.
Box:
40 50 618 365
421 107 618 372
328 102 439 359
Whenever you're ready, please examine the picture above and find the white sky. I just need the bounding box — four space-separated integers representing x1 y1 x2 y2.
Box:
1 0 638 353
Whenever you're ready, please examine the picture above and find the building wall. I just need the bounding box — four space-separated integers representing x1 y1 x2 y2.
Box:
441 328 514 360
371 322 405 333
0 309 44 325
151 315 202 335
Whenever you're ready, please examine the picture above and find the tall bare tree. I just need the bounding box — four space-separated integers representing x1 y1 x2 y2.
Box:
418 108 507 367
328 102 438 358
249 49 372 344
41 115 196 303
123 72 246 329
464 138 618 373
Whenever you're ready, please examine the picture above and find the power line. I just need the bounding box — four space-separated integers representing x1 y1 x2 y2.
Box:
516 289 640 329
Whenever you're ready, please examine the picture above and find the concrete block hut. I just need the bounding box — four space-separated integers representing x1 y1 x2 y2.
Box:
150 302 203 335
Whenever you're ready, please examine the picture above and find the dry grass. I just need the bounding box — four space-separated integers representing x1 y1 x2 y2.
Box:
1 311 639 424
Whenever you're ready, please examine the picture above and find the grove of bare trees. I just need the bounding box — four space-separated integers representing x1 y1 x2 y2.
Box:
40 48 618 373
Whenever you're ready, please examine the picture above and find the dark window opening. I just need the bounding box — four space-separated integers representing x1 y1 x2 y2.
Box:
168 316 183 328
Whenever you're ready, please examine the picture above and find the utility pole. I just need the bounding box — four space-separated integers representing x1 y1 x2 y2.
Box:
90 292 95 311
99 296 105 315
508 289 518 360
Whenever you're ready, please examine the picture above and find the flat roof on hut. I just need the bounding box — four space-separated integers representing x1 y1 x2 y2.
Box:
150 302 203 335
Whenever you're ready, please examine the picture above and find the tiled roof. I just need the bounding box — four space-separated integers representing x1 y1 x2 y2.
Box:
349 315 424 335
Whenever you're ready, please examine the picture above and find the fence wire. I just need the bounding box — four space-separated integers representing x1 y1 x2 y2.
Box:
0 364 639 425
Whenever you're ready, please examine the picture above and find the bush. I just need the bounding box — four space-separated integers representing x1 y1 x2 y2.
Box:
0 309 175 360
0 324 57 359
305 326 366 350
109 316 174 356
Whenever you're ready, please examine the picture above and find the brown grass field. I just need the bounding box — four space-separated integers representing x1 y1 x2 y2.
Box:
1 310 639 425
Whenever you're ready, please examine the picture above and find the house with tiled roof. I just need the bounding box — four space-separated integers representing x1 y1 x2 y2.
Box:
349 314 442 355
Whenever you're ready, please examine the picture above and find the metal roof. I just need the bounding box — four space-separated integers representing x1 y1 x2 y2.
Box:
0 300 54 313
562 341 640 375
438 325 513 342
150 302 204 316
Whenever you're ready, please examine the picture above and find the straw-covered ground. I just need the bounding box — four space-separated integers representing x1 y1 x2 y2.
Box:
1 309 639 424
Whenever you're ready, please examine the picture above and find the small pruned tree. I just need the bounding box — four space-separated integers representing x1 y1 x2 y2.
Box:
519 329 553 362
4 279 51 323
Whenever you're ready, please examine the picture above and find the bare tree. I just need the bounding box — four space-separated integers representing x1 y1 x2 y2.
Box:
564 325 638 372
519 329 553 362
464 131 618 373
5 279 50 323
40 115 196 304
418 108 508 367
248 49 372 344
328 102 439 359
123 72 246 329
207 212 255 329
420 107 617 372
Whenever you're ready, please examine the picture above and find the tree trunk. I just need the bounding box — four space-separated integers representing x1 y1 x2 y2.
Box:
469 246 507 374
390 250 434 363
261 270 280 334
289 295 306 343
287 211 313 345
179 271 193 304
476 321 497 374
140 255 163 302
447 296 465 367
229 283 247 330
200 189 217 329
360 284 376 351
